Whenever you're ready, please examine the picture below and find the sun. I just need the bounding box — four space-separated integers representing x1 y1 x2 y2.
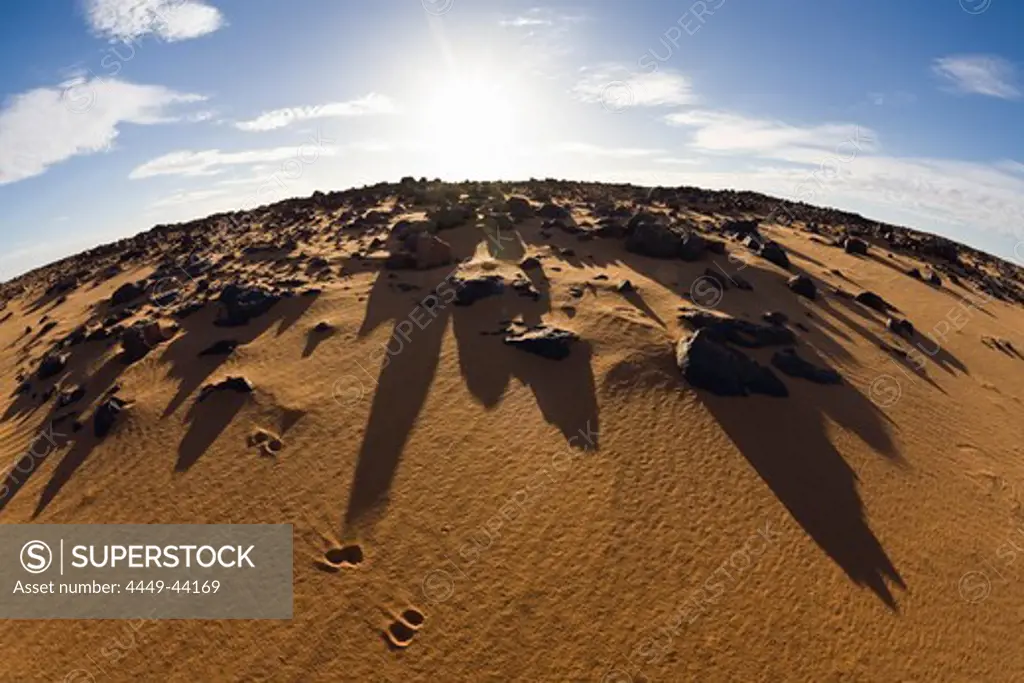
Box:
417 70 523 178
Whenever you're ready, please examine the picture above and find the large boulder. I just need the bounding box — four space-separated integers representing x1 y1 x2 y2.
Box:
676 330 788 397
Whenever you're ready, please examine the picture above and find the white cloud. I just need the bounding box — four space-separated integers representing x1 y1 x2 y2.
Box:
500 16 553 28
85 0 224 42
129 145 339 179
149 187 229 208
556 142 662 158
573 65 693 107
0 76 203 185
932 55 1021 100
665 110 877 160
234 94 396 132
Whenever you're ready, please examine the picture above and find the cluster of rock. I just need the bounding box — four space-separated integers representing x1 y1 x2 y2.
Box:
675 310 841 397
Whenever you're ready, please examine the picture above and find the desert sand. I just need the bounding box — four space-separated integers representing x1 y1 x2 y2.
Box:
2 179 1024 681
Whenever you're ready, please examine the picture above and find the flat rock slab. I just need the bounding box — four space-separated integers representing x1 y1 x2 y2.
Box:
503 325 579 360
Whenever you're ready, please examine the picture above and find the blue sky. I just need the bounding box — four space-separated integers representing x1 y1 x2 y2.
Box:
2 0 1024 278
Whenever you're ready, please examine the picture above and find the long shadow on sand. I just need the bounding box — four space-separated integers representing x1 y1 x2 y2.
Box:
341 225 599 532
701 383 905 608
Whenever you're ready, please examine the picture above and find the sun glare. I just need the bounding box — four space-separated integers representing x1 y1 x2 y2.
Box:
418 71 523 178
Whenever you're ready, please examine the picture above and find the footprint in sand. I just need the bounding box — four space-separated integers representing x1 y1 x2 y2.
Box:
384 608 425 649
315 544 365 572
248 428 284 456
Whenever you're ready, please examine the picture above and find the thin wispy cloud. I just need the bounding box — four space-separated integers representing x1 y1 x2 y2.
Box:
500 16 553 28
665 110 877 159
0 77 203 185
84 0 225 42
234 94 396 132
556 142 663 158
573 66 693 108
129 145 339 179
932 55 1021 100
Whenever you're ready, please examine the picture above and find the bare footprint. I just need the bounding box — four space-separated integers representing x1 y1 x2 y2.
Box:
248 429 284 456
315 544 364 572
384 608 425 649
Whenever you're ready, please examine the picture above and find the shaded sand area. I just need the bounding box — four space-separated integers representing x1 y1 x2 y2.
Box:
1 180 1023 681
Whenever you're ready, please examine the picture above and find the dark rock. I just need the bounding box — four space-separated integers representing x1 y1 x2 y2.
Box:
675 329 788 397
504 325 579 360
506 196 534 221
594 218 626 239
721 219 760 237
57 385 86 408
430 204 474 230
94 396 130 438
627 211 662 232
887 317 915 338
843 237 869 255
626 222 684 259
705 238 727 255
46 277 78 297
121 320 176 362
453 275 505 306
520 257 542 271
537 203 571 221
679 310 796 347
216 284 280 327
787 275 817 299
199 339 239 357
384 252 417 270
38 353 69 379
111 281 147 306
854 291 890 312
758 240 791 270
511 277 540 301
677 231 707 261
763 311 788 326
199 376 255 402
928 271 942 286
771 348 842 384
616 280 636 294
907 268 922 280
